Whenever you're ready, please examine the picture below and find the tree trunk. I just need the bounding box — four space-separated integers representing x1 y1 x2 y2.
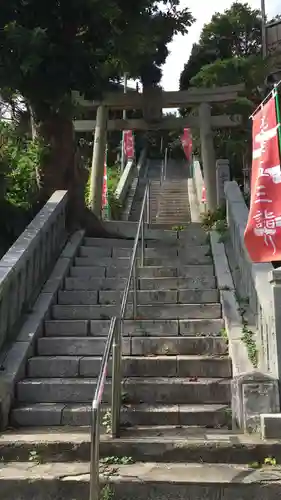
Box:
34 109 118 238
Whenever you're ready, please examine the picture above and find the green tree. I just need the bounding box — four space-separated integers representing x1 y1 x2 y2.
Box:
180 2 262 90
0 0 193 229
179 2 272 182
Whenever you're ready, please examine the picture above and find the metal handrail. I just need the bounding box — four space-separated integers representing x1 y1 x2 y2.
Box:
89 182 151 500
160 147 168 185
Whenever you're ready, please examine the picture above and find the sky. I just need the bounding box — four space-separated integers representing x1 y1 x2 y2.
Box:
161 0 280 91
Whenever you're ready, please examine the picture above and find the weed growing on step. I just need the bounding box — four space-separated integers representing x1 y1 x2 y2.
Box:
222 407 232 429
248 456 278 468
102 410 112 434
172 225 185 231
101 456 134 465
241 325 258 368
100 484 114 500
201 206 229 243
28 450 42 464
121 391 130 404
219 328 228 344
235 294 258 368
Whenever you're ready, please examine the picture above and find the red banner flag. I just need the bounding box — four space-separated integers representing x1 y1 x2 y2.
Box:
102 154 108 209
244 95 281 262
181 128 192 161
202 185 206 203
123 130 135 159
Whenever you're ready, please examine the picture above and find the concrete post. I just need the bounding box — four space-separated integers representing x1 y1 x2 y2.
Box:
216 159 230 206
269 268 281 383
199 103 217 211
89 105 108 217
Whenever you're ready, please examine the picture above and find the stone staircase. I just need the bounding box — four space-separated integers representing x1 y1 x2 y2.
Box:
11 224 230 427
1 161 281 498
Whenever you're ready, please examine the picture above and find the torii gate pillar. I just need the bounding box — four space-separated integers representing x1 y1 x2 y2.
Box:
89 105 108 217
199 103 217 211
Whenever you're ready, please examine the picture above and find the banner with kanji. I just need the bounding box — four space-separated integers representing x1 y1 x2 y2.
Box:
181 128 192 162
102 148 109 219
123 130 135 159
244 93 281 262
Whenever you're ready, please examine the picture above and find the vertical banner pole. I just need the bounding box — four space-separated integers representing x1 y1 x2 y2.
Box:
274 87 281 152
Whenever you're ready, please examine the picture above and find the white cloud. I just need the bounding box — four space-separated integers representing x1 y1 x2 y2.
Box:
162 0 280 90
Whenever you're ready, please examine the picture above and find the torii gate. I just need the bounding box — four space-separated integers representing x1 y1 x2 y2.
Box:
73 84 244 216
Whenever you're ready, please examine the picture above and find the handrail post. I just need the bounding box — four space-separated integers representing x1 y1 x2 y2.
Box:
141 217 145 267
164 148 168 181
89 406 100 500
111 319 121 438
146 183 150 225
133 261 138 318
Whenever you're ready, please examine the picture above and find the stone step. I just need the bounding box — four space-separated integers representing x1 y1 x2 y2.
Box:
58 289 219 305
80 247 212 265
11 403 231 427
2 461 279 500
37 336 228 356
16 377 230 404
75 254 212 266
52 303 221 320
85 229 207 246
81 245 209 259
45 319 224 337
2 427 281 464
84 237 209 249
28 355 231 378
64 276 217 291
70 264 215 279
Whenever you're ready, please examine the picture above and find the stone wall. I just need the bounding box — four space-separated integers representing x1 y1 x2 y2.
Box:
224 181 279 378
192 161 281 433
0 191 68 352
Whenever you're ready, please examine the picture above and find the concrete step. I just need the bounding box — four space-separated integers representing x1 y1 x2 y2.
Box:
16 377 230 404
58 289 219 305
11 403 231 427
64 276 217 291
52 303 221 320
82 245 210 259
45 318 224 337
85 228 207 246
70 264 215 279
75 254 212 266
37 336 228 356
84 237 209 249
2 427 281 464
78 249 212 265
2 461 280 500
28 355 231 378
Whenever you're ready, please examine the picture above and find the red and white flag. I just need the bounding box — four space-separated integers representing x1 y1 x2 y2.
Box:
244 94 281 262
102 152 108 209
123 130 135 159
181 128 192 161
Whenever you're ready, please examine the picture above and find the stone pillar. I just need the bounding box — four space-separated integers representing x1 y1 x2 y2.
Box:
269 268 281 382
199 103 217 211
89 105 108 217
216 159 230 206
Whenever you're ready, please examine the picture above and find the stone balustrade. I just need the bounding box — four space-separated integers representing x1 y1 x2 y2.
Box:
224 181 278 378
192 160 280 434
0 191 68 351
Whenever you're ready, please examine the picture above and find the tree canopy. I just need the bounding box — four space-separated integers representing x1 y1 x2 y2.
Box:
0 0 193 111
0 0 194 234
180 2 262 90
179 2 275 184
